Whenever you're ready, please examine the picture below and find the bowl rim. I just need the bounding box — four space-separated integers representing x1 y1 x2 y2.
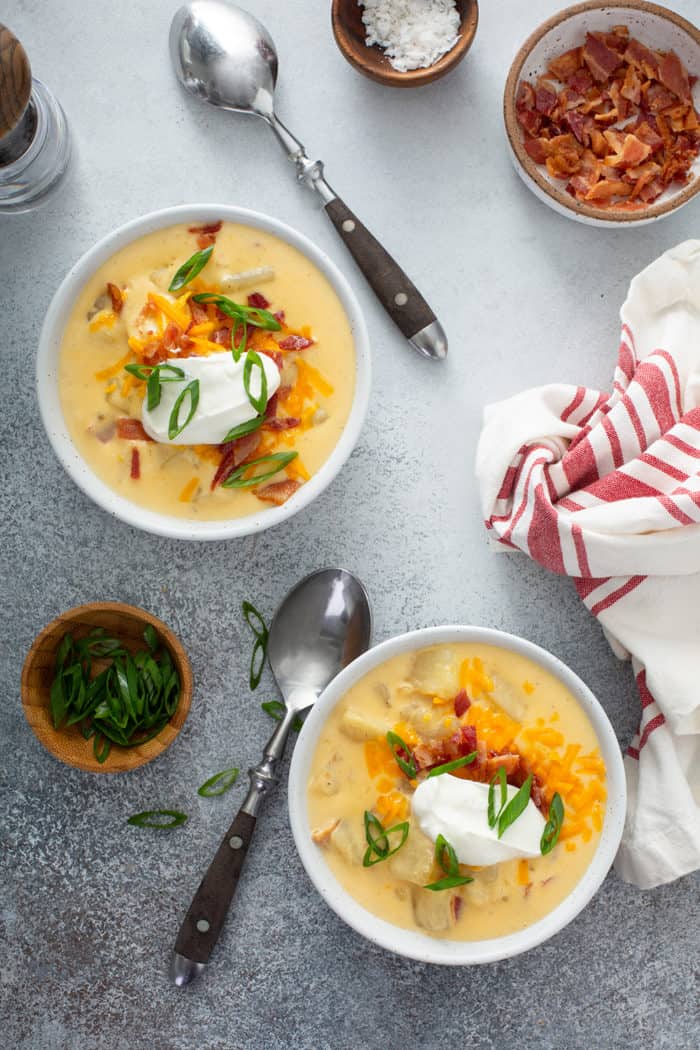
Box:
331 0 479 88
503 0 700 225
36 203 371 541
288 624 627 965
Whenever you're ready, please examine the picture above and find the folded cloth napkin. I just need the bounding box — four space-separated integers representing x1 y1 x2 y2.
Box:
476 241 700 890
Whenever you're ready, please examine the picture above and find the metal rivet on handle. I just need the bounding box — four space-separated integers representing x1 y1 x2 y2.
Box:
342 219 355 233
394 292 408 306
229 835 243 850
196 919 210 933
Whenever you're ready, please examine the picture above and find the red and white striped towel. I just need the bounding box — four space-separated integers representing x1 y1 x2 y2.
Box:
476 241 700 889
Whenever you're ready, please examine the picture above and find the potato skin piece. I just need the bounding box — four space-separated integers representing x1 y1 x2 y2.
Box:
412 886 459 932
411 647 461 699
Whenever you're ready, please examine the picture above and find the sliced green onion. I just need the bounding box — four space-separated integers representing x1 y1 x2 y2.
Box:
362 811 409 867
424 832 474 891
197 767 239 797
231 317 247 362
124 363 156 380
192 292 281 331
497 774 533 839
424 874 474 891
93 733 110 764
243 350 268 415
427 752 477 778
126 809 188 829
168 379 200 440
221 451 298 489
487 765 508 828
242 600 268 690
540 792 565 855
147 369 161 411
168 246 213 292
261 699 302 732
386 730 417 779
221 414 264 445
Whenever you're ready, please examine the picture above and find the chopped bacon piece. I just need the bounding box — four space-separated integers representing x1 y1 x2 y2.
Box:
624 38 659 78
413 725 478 773
188 220 222 250
620 63 642 105
585 177 633 201
604 131 652 169
583 32 621 82
535 85 558 115
564 109 590 145
568 69 593 95
265 416 301 431
247 291 270 310
645 83 678 113
516 81 536 111
273 310 285 325
162 323 182 351
633 119 664 152
211 325 232 346
256 478 302 505
210 432 262 489
260 348 283 370
278 334 314 352
548 47 583 82
116 418 153 441
107 282 123 314
188 298 209 326
517 106 542 136
484 753 521 781
130 448 140 480
524 137 548 165
453 689 470 718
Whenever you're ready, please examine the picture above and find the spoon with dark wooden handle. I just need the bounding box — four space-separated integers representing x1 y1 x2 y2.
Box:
170 0 448 361
171 568 372 986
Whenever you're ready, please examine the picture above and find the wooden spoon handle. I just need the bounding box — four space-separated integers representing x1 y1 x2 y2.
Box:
0 25 31 138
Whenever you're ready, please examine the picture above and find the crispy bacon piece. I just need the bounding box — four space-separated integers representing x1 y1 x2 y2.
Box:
516 81 536 111
548 47 583 82
563 109 590 145
107 282 123 314
130 448 140 479
517 107 542 136
260 348 283 370
116 418 153 441
585 177 633 201
188 298 209 326
453 689 470 718
583 32 621 82
278 334 314 351
188 220 222 250
273 309 285 325
568 69 593 95
413 725 478 773
620 63 642 105
210 432 262 489
659 51 692 105
535 85 558 115
247 291 270 310
604 131 652 169
255 478 302 505
211 325 232 346
265 417 301 431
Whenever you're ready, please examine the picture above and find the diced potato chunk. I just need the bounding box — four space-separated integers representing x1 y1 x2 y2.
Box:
489 675 525 722
339 708 385 742
411 647 461 699
412 886 459 932
400 696 453 739
388 830 435 885
329 820 364 866
310 766 339 797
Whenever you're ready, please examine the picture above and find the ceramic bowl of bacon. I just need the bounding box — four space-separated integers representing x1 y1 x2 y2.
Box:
36 204 371 540
288 625 626 965
503 0 700 227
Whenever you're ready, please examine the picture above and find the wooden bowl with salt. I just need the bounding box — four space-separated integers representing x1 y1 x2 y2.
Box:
21 602 193 774
331 0 479 87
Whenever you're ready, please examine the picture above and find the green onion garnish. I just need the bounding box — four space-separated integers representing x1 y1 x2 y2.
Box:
487 765 508 828
232 318 248 361
261 699 302 732
168 379 200 440
424 832 473 891
540 792 565 855
386 730 417 779
127 810 188 829
221 414 264 445
362 810 409 867
168 246 213 292
242 600 268 690
192 292 281 332
243 349 268 416
221 451 298 489
427 752 477 778
197 768 240 797
497 775 533 839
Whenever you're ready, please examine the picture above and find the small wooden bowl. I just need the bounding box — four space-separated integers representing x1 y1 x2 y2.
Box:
21 602 193 774
331 0 479 87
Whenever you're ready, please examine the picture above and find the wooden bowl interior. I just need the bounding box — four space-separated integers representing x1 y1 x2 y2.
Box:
332 0 478 86
21 602 192 774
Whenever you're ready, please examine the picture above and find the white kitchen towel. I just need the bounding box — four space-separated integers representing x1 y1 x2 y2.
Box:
476 240 700 889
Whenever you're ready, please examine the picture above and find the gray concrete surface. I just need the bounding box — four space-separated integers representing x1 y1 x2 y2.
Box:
1 1 698 1047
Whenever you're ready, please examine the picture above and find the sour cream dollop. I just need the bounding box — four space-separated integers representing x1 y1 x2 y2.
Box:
141 353 280 445
412 775 546 866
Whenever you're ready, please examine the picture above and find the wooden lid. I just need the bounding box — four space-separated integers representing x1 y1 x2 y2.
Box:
0 24 31 137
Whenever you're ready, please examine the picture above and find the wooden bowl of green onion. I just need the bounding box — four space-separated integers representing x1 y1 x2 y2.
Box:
21 602 192 773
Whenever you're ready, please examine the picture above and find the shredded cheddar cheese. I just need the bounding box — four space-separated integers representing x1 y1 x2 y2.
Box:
88 310 116 332
178 477 200 502
94 351 133 381
459 657 494 698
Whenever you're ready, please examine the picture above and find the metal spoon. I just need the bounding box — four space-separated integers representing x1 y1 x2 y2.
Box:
171 568 372 986
169 0 447 361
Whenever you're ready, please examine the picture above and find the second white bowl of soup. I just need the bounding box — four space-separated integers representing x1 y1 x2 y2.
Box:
37 205 370 540
288 626 626 965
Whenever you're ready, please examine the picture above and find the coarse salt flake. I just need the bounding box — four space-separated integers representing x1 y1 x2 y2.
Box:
359 0 461 73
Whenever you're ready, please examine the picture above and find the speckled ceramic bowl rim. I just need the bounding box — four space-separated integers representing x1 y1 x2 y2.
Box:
503 0 700 225
36 204 371 541
288 625 626 965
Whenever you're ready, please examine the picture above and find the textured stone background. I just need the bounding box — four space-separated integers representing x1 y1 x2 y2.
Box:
1 1 698 1047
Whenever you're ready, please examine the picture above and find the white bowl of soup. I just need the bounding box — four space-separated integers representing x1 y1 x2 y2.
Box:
37 205 370 539
288 625 626 964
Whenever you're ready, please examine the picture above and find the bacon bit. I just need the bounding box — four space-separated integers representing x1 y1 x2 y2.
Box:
452 896 463 921
255 478 302 505
188 298 209 326
517 28 700 209
259 347 283 370
188 220 222 250
264 391 279 420
413 725 478 773
265 416 301 431
453 689 470 718
130 448 140 479
210 432 262 489
212 325 232 346
116 418 153 441
273 310 285 325
278 334 314 351
107 282 124 314
247 291 270 310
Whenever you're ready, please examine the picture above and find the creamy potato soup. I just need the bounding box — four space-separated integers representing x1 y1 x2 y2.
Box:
59 222 356 519
308 643 607 941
